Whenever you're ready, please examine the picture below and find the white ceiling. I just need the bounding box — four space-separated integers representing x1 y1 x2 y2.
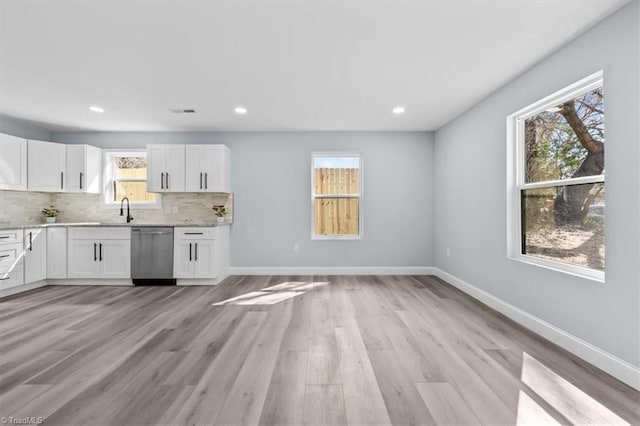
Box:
0 0 629 132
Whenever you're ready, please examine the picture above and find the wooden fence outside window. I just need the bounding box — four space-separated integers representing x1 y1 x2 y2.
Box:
314 168 360 236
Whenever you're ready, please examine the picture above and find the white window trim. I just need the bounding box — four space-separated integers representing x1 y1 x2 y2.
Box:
506 70 604 282
311 151 363 240
101 150 162 210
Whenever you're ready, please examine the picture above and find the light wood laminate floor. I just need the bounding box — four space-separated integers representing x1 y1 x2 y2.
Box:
0 275 638 425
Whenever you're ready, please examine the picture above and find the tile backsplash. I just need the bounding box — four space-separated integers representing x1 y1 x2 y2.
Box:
0 190 233 225
0 190 51 225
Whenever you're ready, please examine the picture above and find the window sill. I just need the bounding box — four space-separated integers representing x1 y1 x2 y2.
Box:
508 254 604 283
312 235 362 241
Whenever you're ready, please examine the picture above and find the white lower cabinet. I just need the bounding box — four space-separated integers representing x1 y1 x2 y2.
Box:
174 227 225 281
67 227 130 280
24 228 47 284
47 227 67 279
100 240 131 279
174 238 215 278
0 229 25 291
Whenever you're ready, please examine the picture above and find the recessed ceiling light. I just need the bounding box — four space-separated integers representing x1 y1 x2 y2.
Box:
89 105 104 113
393 106 405 115
234 106 247 115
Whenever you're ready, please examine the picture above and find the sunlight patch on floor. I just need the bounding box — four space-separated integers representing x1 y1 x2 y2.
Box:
515 390 561 426
520 352 628 425
213 281 331 306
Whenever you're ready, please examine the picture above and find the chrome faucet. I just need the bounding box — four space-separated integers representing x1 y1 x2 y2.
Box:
120 197 134 223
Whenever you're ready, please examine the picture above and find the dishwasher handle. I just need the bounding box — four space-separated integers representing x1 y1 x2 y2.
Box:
132 228 174 235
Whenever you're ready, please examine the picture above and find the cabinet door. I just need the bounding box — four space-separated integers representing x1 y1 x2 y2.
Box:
66 145 101 193
0 260 24 291
24 228 47 284
202 145 230 192
0 133 27 190
173 240 194 278
146 145 165 192
65 145 86 192
28 140 66 192
100 239 131 279
193 240 216 279
185 145 230 192
84 145 102 193
185 145 205 191
47 227 67 279
164 145 185 191
67 240 100 278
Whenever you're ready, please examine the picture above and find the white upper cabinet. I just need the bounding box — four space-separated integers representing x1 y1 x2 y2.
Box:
28 139 66 192
185 145 231 192
0 133 28 190
147 144 185 192
66 145 102 193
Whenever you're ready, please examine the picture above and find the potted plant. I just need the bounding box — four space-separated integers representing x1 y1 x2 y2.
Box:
42 206 60 223
212 205 226 223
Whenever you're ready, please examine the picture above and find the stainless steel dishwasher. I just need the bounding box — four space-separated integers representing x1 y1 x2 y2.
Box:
131 227 176 285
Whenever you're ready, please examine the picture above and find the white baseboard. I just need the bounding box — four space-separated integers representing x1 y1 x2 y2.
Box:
229 266 437 276
47 279 134 286
0 280 47 298
177 279 219 286
432 267 640 391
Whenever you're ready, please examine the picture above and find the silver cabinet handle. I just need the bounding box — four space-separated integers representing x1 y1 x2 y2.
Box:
195 243 198 261
0 236 9 239
61 172 64 189
0 254 10 258
166 172 169 189
160 173 165 189
80 172 83 190
0 277 9 281
200 173 203 190
189 243 192 262
94 243 97 261
28 232 33 252
184 232 203 235
99 243 103 261
205 172 208 189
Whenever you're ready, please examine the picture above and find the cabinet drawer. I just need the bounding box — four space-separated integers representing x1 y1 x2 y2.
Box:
174 227 215 239
68 227 131 240
0 244 22 273
100 227 131 239
0 229 23 245
68 227 102 240
0 259 24 290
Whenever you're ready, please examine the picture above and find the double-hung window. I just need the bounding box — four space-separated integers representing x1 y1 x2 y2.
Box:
507 71 605 281
104 151 160 208
312 152 362 239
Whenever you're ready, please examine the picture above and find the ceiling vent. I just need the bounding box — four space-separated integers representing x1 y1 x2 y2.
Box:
169 108 196 114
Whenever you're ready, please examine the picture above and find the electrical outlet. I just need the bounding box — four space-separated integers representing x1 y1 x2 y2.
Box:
172 206 179 214
293 243 300 253
446 248 451 257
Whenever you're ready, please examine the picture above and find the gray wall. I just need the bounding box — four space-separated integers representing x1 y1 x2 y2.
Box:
0 115 51 140
434 1 639 366
52 131 435 268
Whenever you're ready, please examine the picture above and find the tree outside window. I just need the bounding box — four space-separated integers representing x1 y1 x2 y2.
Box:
509 72 605 279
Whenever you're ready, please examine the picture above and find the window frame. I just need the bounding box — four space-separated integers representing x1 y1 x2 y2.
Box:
311 151 363 240
102 150 162 210
506 71 605 282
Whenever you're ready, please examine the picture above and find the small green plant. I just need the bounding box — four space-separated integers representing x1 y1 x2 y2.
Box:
212 205 226 218
41 206 60 218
